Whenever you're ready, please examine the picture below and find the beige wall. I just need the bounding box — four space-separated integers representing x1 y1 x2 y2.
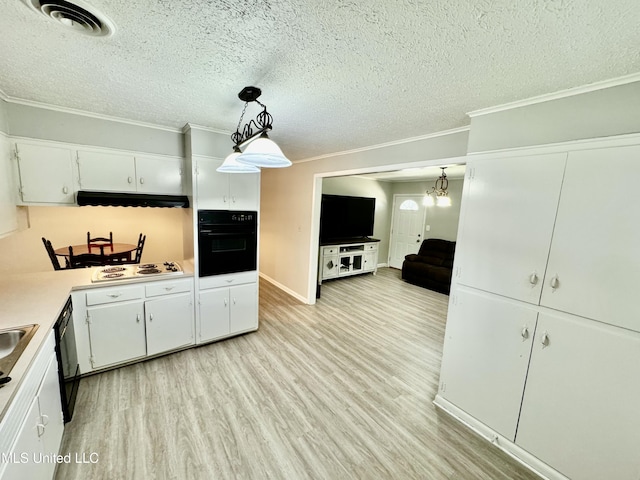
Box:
0 206 186 273
321 176 394 264
259 129 469 302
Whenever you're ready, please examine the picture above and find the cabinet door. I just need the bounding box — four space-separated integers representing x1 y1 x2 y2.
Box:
540 145 640 332
77 150 136 192
438 287 537 440
229 283 258 334
0 135 17 237
88 301 146 368
322 255 338 279
15 143 75 204
199 288 230 342
516 312 640 480
228 171 260 210
37 356 65 479
145 293 194 356
456 153 566 304
195 158 230 209
1 397 45 480
363 252 377 272
135 156 183 195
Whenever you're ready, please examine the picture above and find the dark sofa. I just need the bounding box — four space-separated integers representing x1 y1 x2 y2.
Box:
401 238 456 294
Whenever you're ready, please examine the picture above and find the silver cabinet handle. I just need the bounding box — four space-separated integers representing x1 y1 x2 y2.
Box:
521 326 529 340
550 275 560 289
223 195 228 203
127 176 133 184
62 186 69 194
529 272 538 285
37 423 45 437
540 331 550 348
108 292 122 298
40 414 49 426
164 286 175 291
136 314 140 323
233 298 236 305
231 196 236 203
224 298 228 306
139 177 145 184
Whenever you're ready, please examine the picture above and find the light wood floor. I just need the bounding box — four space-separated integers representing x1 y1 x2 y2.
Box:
56 268 540 480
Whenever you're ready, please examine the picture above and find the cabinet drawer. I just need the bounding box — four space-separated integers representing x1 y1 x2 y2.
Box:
145 279 193 297
85 286 144 306
199 271 258 290
323 247 338 255
365 243 378 251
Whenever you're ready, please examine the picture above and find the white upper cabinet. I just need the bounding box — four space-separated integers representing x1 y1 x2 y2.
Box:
135 155 183 195
77 150 137 192
456 153 567 304
196 157 259 210
14 142 75 204
516 311 640 480
438 287 538 440
540 144 640 331
77 151 184 194
0 135 17 237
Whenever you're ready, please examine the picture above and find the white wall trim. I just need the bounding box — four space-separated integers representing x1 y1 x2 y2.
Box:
0 88 8 102
259 272 310 305
3 95 184 133
467 132 640 158
467 73 640 118
182 123 229 135
294 126 470 164
433 395 566 480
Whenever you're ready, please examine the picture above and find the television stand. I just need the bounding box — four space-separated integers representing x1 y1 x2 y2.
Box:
318 238 380 284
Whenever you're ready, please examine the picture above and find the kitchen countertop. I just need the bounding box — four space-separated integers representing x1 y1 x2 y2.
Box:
0 260 194 421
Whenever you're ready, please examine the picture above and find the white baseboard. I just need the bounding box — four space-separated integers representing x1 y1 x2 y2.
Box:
377 262 388 268
433 395 568 480
259 272 310 304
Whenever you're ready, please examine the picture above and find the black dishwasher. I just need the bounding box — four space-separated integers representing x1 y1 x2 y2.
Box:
54 297 80 423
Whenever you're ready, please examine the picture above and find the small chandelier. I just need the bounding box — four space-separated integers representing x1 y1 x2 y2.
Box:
423 167 451 207
217 86 292 173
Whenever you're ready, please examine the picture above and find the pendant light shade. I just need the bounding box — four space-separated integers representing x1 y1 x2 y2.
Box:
236 133 292 168
217 148 261 173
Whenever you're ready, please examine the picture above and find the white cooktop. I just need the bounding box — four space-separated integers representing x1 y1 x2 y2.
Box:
91 261 183 283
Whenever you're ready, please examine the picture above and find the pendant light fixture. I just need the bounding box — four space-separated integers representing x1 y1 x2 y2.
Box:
217 86 291 173
423 167 451 207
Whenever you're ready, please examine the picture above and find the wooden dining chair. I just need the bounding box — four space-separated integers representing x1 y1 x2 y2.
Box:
132 233 146 264
87 231 113 255
68 246 106 269
42 237 64 271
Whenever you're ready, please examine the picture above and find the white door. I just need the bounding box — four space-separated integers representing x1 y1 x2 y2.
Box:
388 195 426 269
145 293 194 356
540 145 640 332
1 397 45 480
37 356 65 479
457 153 566 304
199 288 230 342
77 150 137 192
516 311 640 480
438 287 538 440
229 171 260 210
196 158 230 209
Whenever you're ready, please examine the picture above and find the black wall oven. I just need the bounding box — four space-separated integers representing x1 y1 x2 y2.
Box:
198 210 257 277
54 297 80 423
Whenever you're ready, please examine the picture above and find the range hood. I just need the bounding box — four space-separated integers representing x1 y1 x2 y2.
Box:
77 191 189 208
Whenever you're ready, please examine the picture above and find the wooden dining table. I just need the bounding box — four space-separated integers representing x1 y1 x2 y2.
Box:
54 243 138 263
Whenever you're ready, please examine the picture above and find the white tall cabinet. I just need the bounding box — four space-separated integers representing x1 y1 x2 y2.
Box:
436 139 640 480
195 157 259 210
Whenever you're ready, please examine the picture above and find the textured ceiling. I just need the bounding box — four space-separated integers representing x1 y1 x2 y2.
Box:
1 0 639 160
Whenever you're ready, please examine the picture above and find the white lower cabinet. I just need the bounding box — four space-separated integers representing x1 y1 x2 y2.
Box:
438 288 537 440
87 301 146 369
145 292 194 356
75 278 195 372
0 334 64 480
516 312 640 480
199 283 258 343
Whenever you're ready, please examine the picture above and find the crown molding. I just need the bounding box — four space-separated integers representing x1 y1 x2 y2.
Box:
0 88 8 102
467 72 640 118
182 123 229 135
295 125 470 164
3 94 185 133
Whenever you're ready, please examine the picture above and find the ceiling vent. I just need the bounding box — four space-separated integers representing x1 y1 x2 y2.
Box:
25 0 115 37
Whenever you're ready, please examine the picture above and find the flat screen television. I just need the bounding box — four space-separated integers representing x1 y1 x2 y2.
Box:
320 194 376 242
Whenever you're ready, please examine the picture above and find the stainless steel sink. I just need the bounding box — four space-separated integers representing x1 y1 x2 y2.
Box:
0 325 39 382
